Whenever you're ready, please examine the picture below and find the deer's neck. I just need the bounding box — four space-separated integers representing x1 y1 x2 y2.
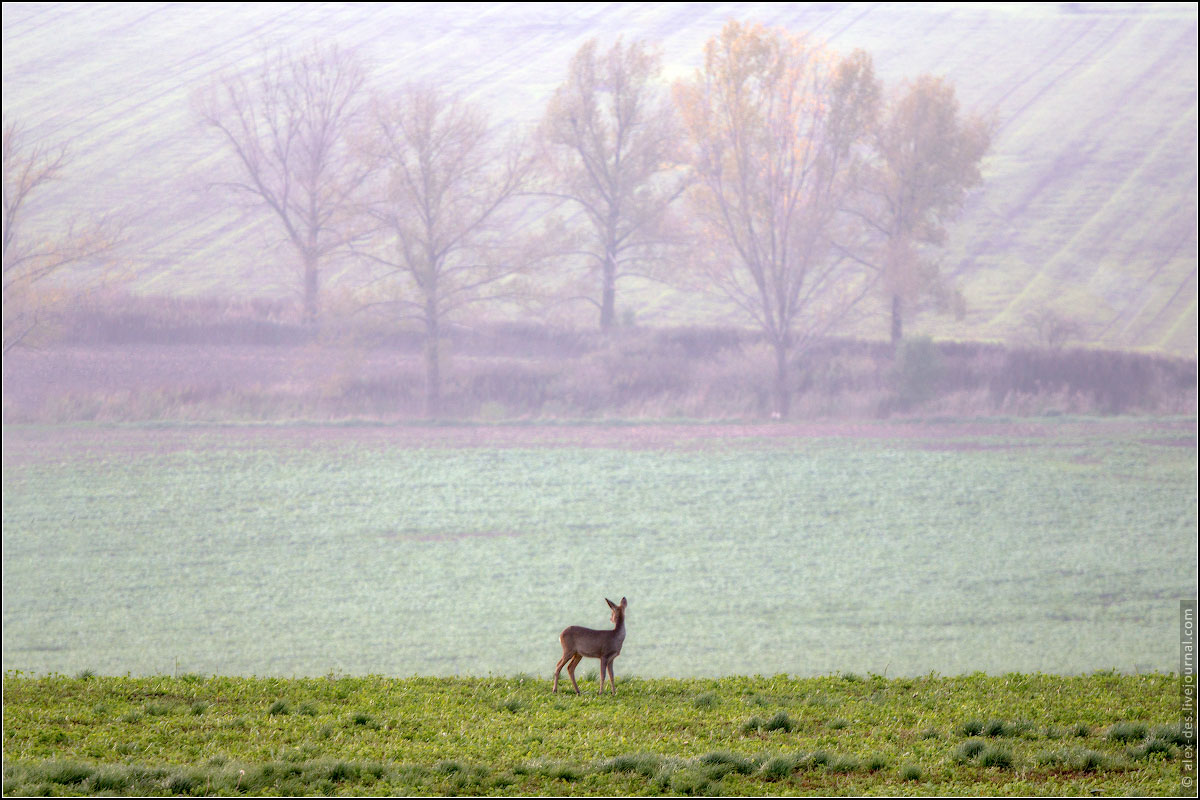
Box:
612 615 626 643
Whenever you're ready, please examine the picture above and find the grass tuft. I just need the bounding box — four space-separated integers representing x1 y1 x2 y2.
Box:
759 754 798 781
698 750 755 775
1151 723 1192 747
1107 721 1149 742
978 745 1013 768
899 763 922 781
40 760 95 785
827 754 861 773
765 710 796 732
955 740 986 762
267 699 290 715
599 752 661 777
958 718 984 736
983 718 1012 737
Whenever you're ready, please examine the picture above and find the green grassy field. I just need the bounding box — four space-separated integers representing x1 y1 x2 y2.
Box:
1 672 1190 796
2 418 1195 678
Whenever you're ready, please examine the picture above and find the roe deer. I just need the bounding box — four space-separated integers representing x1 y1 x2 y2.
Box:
553 597 627 694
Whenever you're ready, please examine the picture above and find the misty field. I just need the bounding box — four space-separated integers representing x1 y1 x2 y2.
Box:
2 418 1194 679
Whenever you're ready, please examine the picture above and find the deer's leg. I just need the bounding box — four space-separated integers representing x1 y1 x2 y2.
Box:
598 656 609 694
553 652 571 693
607 658 617 695
567 654 583 694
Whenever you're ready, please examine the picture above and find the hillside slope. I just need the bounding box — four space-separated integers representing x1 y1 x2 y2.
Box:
2 2 1196 355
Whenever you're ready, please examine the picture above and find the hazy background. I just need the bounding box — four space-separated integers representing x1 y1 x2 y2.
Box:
2 1 1196 353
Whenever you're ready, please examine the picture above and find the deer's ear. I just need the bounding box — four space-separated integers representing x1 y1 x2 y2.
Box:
606 598 616 609
620 597 627 607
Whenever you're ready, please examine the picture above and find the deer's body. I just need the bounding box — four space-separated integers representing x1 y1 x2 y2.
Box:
553 597 626 694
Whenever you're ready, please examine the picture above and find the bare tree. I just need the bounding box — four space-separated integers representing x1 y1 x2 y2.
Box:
196 43 370 325
674 21 881 417
359 85 533 417
539 38 688 332
3 119 121 354
853 75 991 348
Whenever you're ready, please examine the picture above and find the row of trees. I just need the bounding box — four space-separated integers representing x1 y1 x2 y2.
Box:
3 21 991 417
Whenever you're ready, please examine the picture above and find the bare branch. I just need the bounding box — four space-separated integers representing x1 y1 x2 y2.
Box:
195 42 372 324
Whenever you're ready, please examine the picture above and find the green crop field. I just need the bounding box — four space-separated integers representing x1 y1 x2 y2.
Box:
2 418 1195 678
0 672 1191 795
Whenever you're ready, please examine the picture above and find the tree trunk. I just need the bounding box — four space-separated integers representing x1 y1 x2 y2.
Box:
773 340 790 419
302 252 319 326
599 251 616 333
890 293 903 351
424 306 441 419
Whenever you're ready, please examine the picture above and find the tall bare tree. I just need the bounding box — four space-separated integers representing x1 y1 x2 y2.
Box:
197 43 370 325
540 38 687 332
674 21 880 417
3 119 121 354
856 75 991 348
359 85 533 417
